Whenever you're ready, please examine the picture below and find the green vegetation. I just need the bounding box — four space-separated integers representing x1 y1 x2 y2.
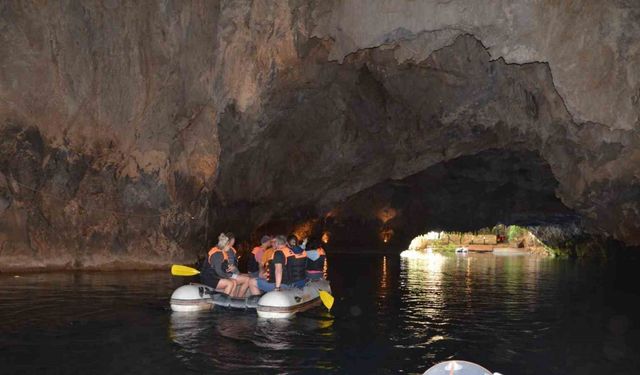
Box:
543 244 568 258
507 225 526 243
432 242 458 252
410 225 604 258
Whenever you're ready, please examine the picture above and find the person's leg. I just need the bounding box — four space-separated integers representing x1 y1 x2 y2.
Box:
256 277 275 292
234 274 251 297
249 277 261 295
203 276 220 289
217 279 236 295
230 279 238 295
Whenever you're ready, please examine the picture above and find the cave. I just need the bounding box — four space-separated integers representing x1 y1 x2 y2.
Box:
1 1 640 270
3 2 640 374
320 148 577 249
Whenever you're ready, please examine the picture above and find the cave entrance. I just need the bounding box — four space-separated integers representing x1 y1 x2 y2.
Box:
321 149 580 251
406 225 548 254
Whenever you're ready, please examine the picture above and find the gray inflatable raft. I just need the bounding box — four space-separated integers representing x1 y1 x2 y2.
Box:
170 283 259 312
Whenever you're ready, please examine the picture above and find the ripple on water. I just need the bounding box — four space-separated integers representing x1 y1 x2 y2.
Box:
1 254 639 374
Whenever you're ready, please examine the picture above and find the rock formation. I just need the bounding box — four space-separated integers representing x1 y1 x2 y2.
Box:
1 1 639 269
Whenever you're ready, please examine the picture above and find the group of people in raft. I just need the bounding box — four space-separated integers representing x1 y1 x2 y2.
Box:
199 232 328 298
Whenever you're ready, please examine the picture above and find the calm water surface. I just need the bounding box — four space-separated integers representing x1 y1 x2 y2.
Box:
1 253 639 374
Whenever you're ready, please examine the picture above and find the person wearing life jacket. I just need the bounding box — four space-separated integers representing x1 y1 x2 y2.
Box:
247 235 272 278
199 233 237 295
287 234 305 254
284 234 308 288
260 238 276 275
257 235 292 292
223 232 261 297
305 237 327 280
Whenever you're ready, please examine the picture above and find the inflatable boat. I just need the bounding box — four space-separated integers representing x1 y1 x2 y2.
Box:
170 279 331 318
423 360 502 374
170 283 261 312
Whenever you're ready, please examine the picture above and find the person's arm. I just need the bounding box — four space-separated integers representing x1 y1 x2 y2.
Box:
212 252 232 278
274 250 285 290
223 245 238 273
275 263 283 290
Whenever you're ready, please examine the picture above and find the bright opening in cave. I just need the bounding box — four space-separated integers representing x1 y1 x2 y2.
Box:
407 225 548 255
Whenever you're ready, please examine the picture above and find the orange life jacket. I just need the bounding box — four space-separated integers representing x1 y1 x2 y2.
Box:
252 246 264 262
207 246 228 263
265 246 290 283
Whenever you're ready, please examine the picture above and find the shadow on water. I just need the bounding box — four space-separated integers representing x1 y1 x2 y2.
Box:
1 253 640 374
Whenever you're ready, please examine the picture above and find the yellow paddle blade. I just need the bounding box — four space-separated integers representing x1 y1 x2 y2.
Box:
319 290 334 311
171 264 200 277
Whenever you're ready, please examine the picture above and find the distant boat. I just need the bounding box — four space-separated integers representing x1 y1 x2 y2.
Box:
455 246 468 253
466 244 494 253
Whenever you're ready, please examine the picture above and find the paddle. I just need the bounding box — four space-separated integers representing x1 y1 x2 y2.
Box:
318 290 334 311
171 264 200 276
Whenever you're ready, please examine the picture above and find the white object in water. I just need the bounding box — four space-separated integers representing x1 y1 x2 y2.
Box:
455 246 469 253
257 279 331 319
170 283 261 312
423 360 501 375
170 284 215 312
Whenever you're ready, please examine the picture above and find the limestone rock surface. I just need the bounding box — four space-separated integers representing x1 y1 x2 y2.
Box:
1 0 639 269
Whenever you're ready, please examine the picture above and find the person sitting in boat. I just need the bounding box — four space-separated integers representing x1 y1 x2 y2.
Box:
248 235 272 278
287 234 309 254
257 235 293 292
260 237 276 275
284 235 308 288
305 237 327 280
287 234 299 250
199 233 237 296
223 232 261 297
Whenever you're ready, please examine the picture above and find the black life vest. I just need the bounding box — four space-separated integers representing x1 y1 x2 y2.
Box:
200 247 228 285
306 247 326 272
283 247 307 282
266 248 290 284
248 246 264 274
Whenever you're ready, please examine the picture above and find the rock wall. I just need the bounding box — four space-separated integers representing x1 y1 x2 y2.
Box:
1 1 639 269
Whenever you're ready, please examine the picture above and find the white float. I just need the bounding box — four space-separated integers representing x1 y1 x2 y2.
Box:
170 284 216 312
423 360 502 375
257 279 331 319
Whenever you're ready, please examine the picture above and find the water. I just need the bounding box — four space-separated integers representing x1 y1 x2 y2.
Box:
1 253 639 374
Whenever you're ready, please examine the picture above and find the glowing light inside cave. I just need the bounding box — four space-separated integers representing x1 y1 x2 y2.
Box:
293 219 318 240
321 231 330 244
377 207 397 223
380 228 394 243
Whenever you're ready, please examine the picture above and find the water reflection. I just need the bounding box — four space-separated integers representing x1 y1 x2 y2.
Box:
2 255 640 374
167 309 336 374
400 253 448 339
379 255 389 296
